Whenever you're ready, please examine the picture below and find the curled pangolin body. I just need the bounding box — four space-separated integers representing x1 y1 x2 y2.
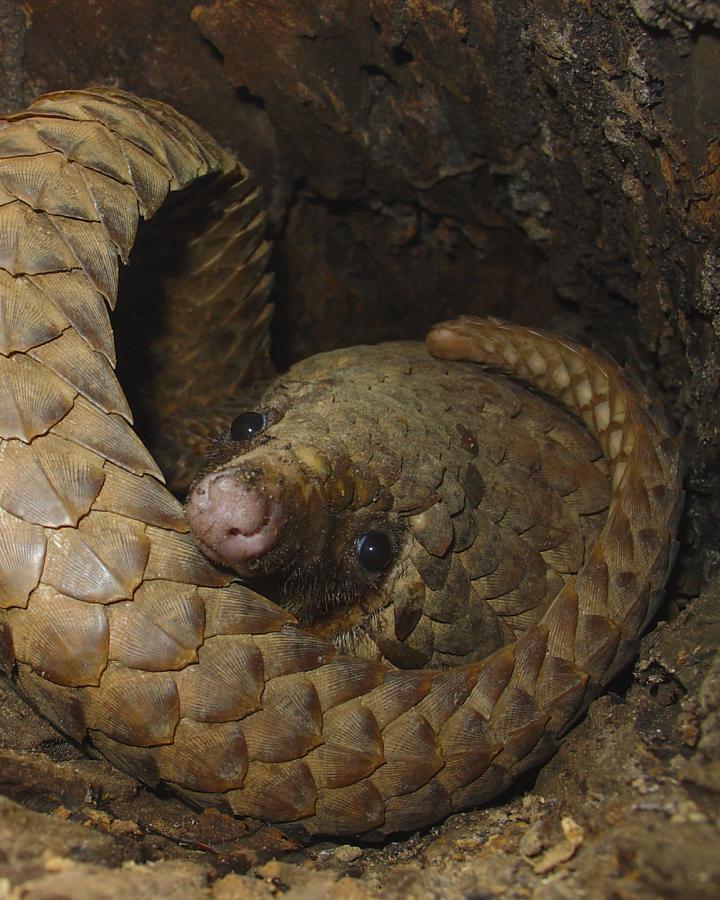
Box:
0 89 682 837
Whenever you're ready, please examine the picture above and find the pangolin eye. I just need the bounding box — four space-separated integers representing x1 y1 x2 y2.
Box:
355 531 393 573
230 411 267 441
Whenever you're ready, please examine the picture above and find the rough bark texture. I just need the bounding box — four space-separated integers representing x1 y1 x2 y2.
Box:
0 0 718 896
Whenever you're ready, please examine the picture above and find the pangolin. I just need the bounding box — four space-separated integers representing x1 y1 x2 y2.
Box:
0 88 683 837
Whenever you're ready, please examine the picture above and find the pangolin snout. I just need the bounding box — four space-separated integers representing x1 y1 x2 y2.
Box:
186 470 286 567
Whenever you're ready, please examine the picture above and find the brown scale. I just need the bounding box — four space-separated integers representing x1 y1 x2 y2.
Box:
190 342 611 670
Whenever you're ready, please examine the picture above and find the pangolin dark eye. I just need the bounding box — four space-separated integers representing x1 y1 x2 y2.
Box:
230 411 267 441
355 531 393 573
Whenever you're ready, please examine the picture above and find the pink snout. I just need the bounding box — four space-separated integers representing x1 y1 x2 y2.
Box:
186 470 285 568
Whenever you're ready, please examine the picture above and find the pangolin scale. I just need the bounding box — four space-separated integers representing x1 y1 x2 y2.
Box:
0 89 683 837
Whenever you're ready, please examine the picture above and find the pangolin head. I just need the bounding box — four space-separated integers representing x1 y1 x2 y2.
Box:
185 341 497 665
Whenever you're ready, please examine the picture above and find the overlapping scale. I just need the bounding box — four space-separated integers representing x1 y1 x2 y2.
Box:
306 704 384 789
310 780 386 835
450 763 513 813
14 663 89 741
43 513 150 604
114 104 208 188
449 501 476 552
0 271 67 354
308 655 386 711
94 465 185 531
382 779 452 834
53 397 160 478
30 117 131 183
573 612 621 679
87 663 180 746
144 527 230 586
474 541 525 601
0 121 54 158
413 667 476 731
252 627 335 679
90 733 160 787
29 330 131 420
155 719 248 792
533 656 588 730
200 583 293 636
456 513 502 579
466 646 516 719
0 507 46 609
49 215 119 299
77 163 139 260
0 152 97 219
422 554 471 625
0 353 75 441
436 704 502 794
489 686 548 764
9 585 108 685
409 540 451 592
227 759 317 822
107 580 204 671
35 91 174 158
375 606 434 668
363 670 434 730
507 625 548 694
430 615 482 657
114 137 171 219
30 271 115 361
0 202 77 275
371 712 442 798
407 502 454 556
242 676 323 763
175 635 264 722
0 434 105 527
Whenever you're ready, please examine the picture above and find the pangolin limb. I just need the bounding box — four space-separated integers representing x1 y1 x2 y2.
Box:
0 88 682 837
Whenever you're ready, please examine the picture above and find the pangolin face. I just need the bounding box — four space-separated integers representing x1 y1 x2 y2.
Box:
186 342 446 658
186 341 611 668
